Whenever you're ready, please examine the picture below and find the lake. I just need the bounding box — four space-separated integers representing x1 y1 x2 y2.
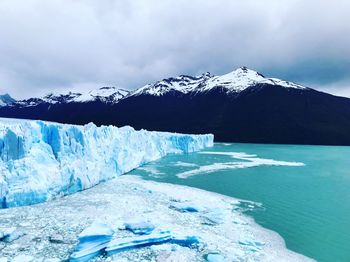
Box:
128 143 350 262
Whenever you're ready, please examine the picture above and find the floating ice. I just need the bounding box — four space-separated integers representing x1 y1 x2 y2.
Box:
137 166 164 177
0 118 213 208
124 221 155 235
0 227 24 243
70 222 114 262
239 240 265 252
105 230 200 256
173 161 198 167
12 255 34 262
177 151 304 178
202 209 224 225
206 253 226 262
171 234 201 248
170 202 204 212
0 176 313 261
106 231 173 255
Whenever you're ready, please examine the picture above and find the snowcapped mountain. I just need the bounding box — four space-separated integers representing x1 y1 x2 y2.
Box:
0 94 15 107
132 67 307 96
16 87 129 107
132 72 212 96
1 67 350 145
10 67 306 106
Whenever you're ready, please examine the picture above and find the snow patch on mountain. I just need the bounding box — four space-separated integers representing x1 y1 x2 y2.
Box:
132 67 307 96
132 72 212 96
202 67 306 92
0 94 16 107
0 118 213 208
16 87 129 107
6 67 308 107
72 87 130 103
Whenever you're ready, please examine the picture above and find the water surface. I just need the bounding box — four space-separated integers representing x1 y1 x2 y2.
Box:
128 143 350 262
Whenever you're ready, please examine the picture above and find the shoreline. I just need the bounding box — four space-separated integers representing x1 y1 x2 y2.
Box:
0 175 313 261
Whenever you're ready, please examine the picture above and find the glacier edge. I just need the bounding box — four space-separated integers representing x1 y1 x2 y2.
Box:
0 118 213 208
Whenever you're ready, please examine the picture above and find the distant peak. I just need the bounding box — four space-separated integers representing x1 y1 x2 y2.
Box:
0 93 16 106
202 72 212 78
239 66 248 73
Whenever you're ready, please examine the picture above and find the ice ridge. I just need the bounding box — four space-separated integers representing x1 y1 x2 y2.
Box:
0 118 213 208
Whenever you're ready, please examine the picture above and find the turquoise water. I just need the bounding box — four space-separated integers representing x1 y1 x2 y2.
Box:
128 143 350 262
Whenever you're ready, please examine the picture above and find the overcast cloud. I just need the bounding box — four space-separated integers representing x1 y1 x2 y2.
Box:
0 0 349 99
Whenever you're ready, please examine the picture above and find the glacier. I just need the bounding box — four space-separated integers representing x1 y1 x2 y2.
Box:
0 118 213 208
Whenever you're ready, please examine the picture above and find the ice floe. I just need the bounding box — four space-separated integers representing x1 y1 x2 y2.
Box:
205 253 226 262
177 151 305 178
70 222 114 262
0 176 313 261
124 221 155 235
169 202 204 213
173 161 198 167
201 209 225 225
0 227 24 243
107 231 170 255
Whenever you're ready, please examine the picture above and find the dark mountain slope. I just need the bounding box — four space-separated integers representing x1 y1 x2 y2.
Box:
1 68 350 145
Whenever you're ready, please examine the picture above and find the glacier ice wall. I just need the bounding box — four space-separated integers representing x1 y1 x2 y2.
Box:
0 118 213 208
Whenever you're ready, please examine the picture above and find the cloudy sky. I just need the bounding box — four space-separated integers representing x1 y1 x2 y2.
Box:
0 0 349 99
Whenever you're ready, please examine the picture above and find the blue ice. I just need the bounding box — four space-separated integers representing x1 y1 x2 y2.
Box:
124 221 155 235
70 222 114 262
0 118 213 208
170 202 204 213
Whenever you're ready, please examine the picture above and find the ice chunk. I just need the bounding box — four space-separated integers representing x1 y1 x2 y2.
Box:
170 234 201 248
239 240 265 252
206 253 226 262
177 151 304 178
48 233 64 244
0 227 24 242
170 202 204 213
106 231 172 255
12 255 34 262
124 221 155 235
70 222 114 262
202 209 224 225
0 118 213 208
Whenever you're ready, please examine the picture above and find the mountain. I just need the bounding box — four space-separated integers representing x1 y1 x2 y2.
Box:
1 67 350 145
0 94 16 107
15 86 130 107
132 67 306 96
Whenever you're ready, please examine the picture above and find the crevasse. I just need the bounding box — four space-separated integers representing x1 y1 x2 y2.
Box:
0 118 213 208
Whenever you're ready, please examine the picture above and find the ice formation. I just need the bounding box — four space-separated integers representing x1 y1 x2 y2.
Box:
0 227 24 243
70 222 114 262
105 230 200 256
124 221 155 235
106 231 173 255
0 175 313 261
169 202 204 212
177 151 304 178
0 118 213 208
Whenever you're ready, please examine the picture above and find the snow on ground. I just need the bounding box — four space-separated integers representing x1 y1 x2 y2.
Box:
0 118 213 208
0 175 313 262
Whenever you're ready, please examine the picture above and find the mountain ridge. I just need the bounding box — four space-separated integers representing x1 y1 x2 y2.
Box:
1 67 350 145
4 67 310 106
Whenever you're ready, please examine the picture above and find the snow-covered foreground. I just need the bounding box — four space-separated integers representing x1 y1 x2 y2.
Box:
0 118 213 208
0 175 313 262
